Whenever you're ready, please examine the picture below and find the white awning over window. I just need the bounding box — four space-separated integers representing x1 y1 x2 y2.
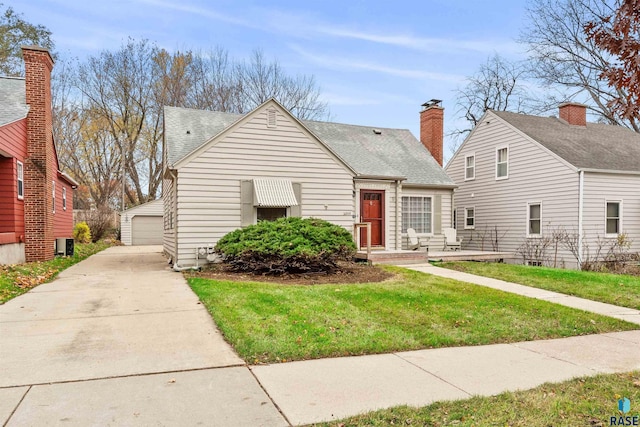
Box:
253 178 299 207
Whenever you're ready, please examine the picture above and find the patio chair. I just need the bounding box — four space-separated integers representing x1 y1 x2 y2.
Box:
443 228 462 251
406 228 428 251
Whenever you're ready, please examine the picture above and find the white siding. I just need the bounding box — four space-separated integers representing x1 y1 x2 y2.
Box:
582 172 640 258
121 199 164 246
447 113 580 267
175 108 354 266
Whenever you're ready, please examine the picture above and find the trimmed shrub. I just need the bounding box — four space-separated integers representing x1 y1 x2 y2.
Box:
73 222 92 243
215 217 356 275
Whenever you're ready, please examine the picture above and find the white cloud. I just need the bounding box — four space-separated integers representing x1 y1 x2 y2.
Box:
316 26 521 55
290 45 465 82
135 0 256 28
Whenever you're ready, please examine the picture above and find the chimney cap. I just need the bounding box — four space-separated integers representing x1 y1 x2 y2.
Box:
422 99 442 109
558 101 587 108
20 45 55 64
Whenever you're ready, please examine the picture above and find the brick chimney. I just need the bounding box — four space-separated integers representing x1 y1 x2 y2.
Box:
420 99 444 166
22 46 55 262
559 102 587 126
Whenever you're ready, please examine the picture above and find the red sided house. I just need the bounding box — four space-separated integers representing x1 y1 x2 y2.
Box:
0 46 77 264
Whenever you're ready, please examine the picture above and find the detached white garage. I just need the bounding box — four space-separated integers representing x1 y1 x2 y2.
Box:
121 199 164 246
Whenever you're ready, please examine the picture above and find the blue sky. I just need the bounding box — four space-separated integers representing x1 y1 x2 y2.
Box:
13 0 530 159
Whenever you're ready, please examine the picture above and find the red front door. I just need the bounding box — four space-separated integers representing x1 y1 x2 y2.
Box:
360 190 384 247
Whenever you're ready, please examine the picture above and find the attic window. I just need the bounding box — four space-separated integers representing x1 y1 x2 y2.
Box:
373 129 382 135
267 109 277 128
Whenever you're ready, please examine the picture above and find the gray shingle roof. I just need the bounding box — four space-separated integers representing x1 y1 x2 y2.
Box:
0 77 28 127
492 110 640 172
165 106 455 186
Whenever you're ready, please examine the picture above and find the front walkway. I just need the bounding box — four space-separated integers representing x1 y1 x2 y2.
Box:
403 263 640 326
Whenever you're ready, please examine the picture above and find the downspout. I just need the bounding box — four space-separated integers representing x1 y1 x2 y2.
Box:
578 170 584 267
170 169 179 265
395 180 401 250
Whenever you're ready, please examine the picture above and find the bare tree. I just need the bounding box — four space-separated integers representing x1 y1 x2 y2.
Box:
54 40 330 211
53 58 121 210
520 0 640 131
0 3 54 76
76 39 162 207
454 54 532 139
235 50 329 120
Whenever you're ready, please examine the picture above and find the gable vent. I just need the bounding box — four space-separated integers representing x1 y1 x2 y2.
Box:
267 108 277 128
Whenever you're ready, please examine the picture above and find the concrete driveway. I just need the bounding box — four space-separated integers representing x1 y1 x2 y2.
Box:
0 246 287 426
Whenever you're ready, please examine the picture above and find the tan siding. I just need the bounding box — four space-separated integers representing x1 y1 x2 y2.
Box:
400 187 453 250
446 113 580 267
582 172 640 256
175 108 354 266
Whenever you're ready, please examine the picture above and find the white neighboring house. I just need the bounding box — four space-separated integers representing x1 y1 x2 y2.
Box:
446 103 640 268
162 98 456 267
120 199 164 246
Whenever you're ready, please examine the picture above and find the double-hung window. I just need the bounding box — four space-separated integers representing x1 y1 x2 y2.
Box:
464 207 475 229
465 154 475 180
52 181 56 213
401 196 432 233
496 147 509 179
606 201 621 236
527 203 541 237
17 161 23 200
62 187 67 210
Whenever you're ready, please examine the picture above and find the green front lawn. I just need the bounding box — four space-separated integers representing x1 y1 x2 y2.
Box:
314 371 640 426
0 241 112 303
438 261 640 310
188 267 636 364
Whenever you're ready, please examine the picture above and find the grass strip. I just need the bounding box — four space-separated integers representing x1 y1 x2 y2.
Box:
438 261 640 310
312 371 640 426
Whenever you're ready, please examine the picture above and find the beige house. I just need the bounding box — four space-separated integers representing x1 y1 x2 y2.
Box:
446 103 640 268
162 99 455 268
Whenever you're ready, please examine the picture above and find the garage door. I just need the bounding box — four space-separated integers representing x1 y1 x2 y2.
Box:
132 216 163 245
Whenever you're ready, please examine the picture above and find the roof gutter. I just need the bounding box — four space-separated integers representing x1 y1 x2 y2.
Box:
58 171 79 188
578 167 640 176
402 182 458 189
355 174 407 181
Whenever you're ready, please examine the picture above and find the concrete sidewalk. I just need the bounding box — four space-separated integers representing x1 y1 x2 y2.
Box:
403 263 640 326
252 330 640 425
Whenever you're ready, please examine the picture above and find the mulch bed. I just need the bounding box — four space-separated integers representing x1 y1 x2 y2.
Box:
188 261 396 285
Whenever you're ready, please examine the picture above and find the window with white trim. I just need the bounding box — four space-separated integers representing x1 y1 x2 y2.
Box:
62 187 67 210
465 154 475 180
17 161 23 200
606 201 621 235
496 147 509 179
527 202 541 237
464 207 475 229
52 181 56 213
401 196 432 233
